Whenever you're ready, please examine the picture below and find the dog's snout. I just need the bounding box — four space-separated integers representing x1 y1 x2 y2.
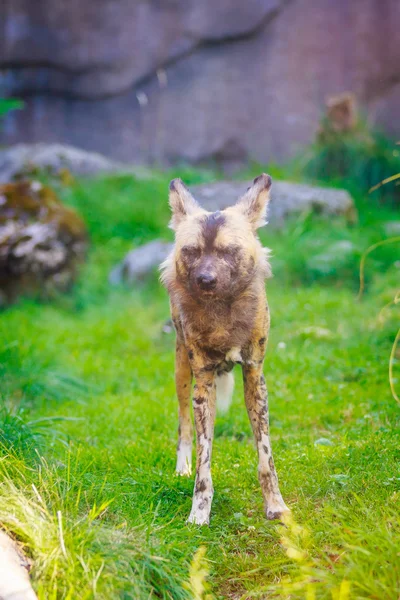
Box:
197 273 216 290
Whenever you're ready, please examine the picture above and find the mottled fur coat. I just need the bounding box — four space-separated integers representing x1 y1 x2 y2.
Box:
161 174 289 525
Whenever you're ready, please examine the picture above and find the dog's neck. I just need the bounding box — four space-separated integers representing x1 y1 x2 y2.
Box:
172 276 265 353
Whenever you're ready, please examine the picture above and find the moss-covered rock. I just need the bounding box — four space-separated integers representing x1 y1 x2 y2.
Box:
0 181 87 304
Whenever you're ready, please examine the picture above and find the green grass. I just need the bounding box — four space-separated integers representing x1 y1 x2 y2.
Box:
1 169 399 599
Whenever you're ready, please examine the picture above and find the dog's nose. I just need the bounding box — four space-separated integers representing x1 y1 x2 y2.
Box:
197 273 216 290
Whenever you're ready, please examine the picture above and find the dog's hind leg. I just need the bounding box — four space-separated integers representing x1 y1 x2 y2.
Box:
187 369 216 525
175 338 193 476
243 364 289 520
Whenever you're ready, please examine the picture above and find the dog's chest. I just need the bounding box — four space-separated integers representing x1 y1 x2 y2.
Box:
184 305 254 354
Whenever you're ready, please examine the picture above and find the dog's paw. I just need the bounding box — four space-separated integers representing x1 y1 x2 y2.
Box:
266 500 290 522
176 463 192 476
176 444 192 476
187 508 210 526
187 492 212 525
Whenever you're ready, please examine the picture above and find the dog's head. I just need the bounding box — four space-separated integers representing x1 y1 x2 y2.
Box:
166 174 272 299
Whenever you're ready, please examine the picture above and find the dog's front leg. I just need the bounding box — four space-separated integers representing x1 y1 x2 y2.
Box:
187 369 216 525
243 364 289 520
175 338 193 475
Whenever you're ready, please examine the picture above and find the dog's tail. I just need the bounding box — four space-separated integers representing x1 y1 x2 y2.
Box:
216 371 234 413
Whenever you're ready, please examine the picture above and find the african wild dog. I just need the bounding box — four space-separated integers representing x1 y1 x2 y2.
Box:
161 174 289 525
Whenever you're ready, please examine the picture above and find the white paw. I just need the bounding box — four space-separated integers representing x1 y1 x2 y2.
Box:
187 492 212 526
187 507 210 526
266 499 290 521
176 444 192 476
176 462 192 476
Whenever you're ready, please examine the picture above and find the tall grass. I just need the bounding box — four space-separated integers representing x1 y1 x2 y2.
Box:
0 450 189 599
270 505 400 600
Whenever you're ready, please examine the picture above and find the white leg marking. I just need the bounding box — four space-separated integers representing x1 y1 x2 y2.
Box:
176 441 192 476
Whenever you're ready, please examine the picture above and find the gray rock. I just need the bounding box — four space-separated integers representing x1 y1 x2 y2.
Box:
384 221 400 236
314 438 334 447
1 0 400 166
0 143 136 183
191 180 356 225
0 180 87 303
109 240 173 285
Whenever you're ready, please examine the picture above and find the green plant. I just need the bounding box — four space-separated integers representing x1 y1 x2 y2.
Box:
0 97 24 118
357 166 400 404
301 121 400 207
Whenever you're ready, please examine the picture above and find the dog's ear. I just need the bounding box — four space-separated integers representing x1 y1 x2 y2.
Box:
235 174 272 229
168 179 199 229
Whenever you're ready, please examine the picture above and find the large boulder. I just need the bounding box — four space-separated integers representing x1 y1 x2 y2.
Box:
0 144 133 183
0 0 280 99
109 240 173 285
1 0 399 167
0 181 87 304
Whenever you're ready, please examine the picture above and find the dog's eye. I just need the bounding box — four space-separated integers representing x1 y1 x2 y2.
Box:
181 246 201 259
215 245 241 257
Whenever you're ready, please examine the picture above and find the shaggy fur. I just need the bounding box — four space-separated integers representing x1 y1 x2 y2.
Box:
161 174 289 525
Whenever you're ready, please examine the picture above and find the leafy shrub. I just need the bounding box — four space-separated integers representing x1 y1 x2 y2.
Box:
0 97 24 119
302 120 400 207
